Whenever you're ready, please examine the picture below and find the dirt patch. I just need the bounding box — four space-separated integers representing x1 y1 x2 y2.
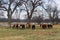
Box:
32 31 56 35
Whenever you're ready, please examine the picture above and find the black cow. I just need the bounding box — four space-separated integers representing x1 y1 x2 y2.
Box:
48 24 53 29
20 24 25 29
32 25 35 30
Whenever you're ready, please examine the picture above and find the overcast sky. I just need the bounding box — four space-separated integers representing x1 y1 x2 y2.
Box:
0 0 60 19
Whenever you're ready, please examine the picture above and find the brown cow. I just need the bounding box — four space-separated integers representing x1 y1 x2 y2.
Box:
12 24 18 29
41 24 47 29
16 24 18 29
26 23 31 29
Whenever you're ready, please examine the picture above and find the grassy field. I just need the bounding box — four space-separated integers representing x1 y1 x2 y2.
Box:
0 25 60 40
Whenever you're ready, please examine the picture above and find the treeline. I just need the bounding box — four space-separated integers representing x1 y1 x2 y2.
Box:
0 18 60 23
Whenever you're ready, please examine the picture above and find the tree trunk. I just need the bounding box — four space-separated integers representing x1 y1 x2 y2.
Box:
7 9 12 28
27 18 31 28
8 15 11 28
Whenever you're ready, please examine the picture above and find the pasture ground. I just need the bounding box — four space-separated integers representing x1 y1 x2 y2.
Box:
0 24 60 40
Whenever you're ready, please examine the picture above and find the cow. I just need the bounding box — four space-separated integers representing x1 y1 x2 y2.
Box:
12 24 15 28
32 25 35 30
20 24 25 29
16 24 19 29
47 24 53 29
12 24 18 29
26 23 31 29
41 24 47 29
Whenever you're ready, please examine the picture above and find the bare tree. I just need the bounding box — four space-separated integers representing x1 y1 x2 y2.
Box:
22 0 43 23
52 6 60 24
41 0 60 24
0 0 22 27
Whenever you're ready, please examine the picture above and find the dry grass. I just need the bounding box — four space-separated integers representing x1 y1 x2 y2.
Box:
0 24 60 40
0 36 25 40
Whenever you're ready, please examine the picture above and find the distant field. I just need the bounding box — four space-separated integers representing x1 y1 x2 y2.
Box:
0 25 60 40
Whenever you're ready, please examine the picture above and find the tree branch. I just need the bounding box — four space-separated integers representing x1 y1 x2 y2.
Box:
0 6 8 11
12 4 18 15
24 4 30 18
35 0 41 5
35 2 42 8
